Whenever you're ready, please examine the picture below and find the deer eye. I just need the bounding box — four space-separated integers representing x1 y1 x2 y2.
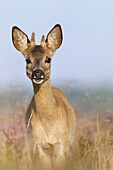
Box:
26 58 31 64
45 57 51 63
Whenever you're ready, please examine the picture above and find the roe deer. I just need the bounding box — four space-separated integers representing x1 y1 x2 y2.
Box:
12 24 76 170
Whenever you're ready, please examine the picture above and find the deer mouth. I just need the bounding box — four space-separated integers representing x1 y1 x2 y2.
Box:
32 75 45 84
33 79 44 84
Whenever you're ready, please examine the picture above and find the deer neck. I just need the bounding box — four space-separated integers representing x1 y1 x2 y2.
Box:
33 79 56 116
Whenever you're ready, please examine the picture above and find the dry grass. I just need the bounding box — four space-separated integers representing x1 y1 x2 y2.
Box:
0 112 113 170
73 114 113 170
0 89 113 170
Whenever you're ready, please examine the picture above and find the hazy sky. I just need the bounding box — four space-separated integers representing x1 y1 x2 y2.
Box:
0 0 113 88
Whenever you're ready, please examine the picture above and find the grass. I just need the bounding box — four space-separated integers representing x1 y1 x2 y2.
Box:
1 112 113 170
0 87 113 170
74 114 113 170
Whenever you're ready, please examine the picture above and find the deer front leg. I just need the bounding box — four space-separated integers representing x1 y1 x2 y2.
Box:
35 143 53 170
26 138 52 170
53 143 67 170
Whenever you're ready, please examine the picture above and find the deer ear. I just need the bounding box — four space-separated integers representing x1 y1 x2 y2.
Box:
12 26 30 53
46 24 63 51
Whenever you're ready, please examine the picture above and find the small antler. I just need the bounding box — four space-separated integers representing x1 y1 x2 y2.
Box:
41 35 46 47
30 32 36 46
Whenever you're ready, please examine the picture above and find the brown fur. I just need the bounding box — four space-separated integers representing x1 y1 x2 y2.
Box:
12 24 76 170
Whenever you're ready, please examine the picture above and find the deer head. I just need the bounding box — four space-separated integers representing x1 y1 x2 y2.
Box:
12 24 62 85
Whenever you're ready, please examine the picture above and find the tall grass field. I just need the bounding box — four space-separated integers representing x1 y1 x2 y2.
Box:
0 85 113 170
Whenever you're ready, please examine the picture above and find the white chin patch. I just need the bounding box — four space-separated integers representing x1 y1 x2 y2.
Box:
33 79 44 84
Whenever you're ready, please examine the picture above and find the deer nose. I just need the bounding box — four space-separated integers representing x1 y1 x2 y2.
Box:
32 69 45 80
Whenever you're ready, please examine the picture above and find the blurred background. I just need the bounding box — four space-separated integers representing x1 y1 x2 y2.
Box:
0 0 113 112
0 0 113 115
0 0 113 89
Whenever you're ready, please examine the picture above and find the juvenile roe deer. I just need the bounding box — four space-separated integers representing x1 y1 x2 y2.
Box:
12 24 76 170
